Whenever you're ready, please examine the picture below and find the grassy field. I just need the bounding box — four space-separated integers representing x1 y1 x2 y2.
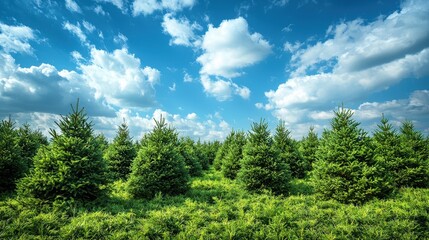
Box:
1 168 428 239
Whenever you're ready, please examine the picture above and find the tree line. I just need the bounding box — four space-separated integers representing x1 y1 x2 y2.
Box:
1 101 428 205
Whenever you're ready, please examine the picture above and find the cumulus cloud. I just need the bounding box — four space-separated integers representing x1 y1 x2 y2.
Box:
200 75 250 101
0 23 36 54
162 13 201 47
263 0 429 133
197 17 272 78
94 5 107 15
79 47 160 109
113 32 128 47
132 0 196 16
63 21 88 46
65 0 82 13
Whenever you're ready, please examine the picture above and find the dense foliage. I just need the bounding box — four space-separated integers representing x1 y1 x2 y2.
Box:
104 122 137 180
213 131 235 171
298 126 319 174
178 137 203 177
312 108 389 204
16 123 48 172
239 120 291 195
127 117 190 199
17 102 110 201
221 131 246 179
274 121 306 178
0 119 25 193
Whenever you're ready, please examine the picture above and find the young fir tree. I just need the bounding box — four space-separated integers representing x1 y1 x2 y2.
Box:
0 118 25 193
195 140 210 170
221 131 246 179
239 120 291 195
127 117 189 199
298 126 319 175
94 133 109 153
397 121 429 188
178 137 203 177
18 101 109 201
312 107 385 204
371 116 399 195
104 122 137 180
17 123 48 172
213 131 235 171
274 121 307 178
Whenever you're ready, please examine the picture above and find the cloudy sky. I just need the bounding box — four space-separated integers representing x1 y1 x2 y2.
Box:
1 0 428 140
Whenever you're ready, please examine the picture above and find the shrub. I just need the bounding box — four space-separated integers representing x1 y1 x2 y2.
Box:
239 120 291 195
312 107 386 204
104 122 137 180
127 116 189 199
0 118 25 193
221 131 246 179
274 121 307 178
17 101 109 201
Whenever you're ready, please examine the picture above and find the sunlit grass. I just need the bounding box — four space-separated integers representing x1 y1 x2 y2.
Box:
1 168 428 239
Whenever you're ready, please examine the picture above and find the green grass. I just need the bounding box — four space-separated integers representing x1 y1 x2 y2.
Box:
1 168 428 239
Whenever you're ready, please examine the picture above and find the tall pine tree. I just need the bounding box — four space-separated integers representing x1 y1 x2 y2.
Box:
222 131 246 179
213 131 235 171
239 120 291 195
127 117 189 199
104 122 137 180
0 118 25 193
178 137 203 177
18 101 109 201
397 121 429 188
274 121 306 178
312 107 385 204
17 123 48 172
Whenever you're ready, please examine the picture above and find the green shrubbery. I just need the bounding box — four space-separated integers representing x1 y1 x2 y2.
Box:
221 131 246 179
127 116 190 199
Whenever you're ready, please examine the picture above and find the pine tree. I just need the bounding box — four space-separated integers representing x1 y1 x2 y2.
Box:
127 116 189 199
372 116 399 195
104 122 137 180
0 118 25 193
239 120 291 195
195 140 210 170
312 107 384 204
178 137 202 177
213 131 235 171
94 133 109 153
298 126 319 175
274 121 306 178
18 101 109 201
17 123 48 172
397 121 429 188
222 131 246 179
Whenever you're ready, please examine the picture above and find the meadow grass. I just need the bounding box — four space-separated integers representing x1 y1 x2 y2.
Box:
1 168 428 239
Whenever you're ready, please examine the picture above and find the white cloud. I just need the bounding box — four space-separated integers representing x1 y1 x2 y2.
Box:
132 0 196 16
71 51 83 62
113 32 128 46
94 5 107 15
162 13 201 47
82 21 96 33
183 71 193 82
79 47 160 109
197 17 272 78
264 0 429 132
169 82 176 91
186 112 197 120
63 21 88 46
0 23 36 54
200 75 250 101
65 0 82 13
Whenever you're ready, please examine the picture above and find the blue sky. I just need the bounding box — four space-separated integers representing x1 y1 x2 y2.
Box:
0 0 428 140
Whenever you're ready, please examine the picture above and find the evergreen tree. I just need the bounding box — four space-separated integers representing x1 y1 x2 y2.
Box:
18 101 109 201
195 140 210 170
0 118 25 193
239 120 291 195
372 116 399 195
178 137 203 177
298 126 319 175
221 131 246 179
104 122 137 180
274 121 306 178
127 117 189 199
397 121 429 188
17 123 48 172
213 131 235 171
312 107 384 204
94 133 109 153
